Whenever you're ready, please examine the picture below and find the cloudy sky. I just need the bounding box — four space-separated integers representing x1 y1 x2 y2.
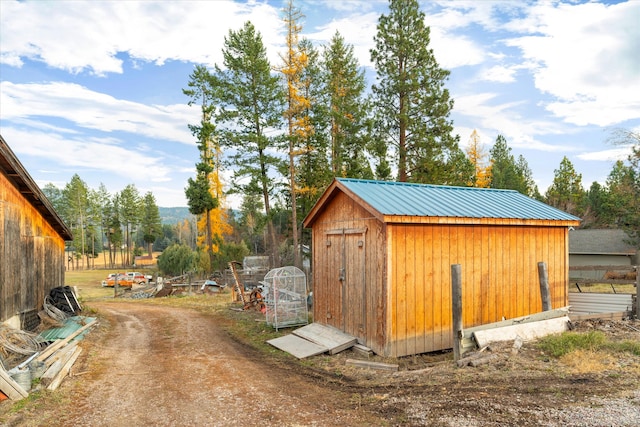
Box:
1 0 639 208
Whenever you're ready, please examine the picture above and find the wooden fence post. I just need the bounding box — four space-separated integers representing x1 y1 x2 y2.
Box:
451 264 463 361
538 262 552 311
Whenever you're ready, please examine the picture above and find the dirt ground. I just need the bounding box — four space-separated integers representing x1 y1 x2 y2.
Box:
1 300 640 427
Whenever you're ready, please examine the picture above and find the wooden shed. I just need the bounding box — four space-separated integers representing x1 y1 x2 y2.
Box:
303 178 581 357
0 135 72 330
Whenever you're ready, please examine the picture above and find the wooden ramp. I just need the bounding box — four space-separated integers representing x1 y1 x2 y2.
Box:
267 323 357 359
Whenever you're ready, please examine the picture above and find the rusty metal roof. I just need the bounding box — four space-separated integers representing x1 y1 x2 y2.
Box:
336 178 581 221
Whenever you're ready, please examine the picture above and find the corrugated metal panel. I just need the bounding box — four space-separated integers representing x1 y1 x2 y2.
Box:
37 316 97 342
337 178 580 221
568 293 633 314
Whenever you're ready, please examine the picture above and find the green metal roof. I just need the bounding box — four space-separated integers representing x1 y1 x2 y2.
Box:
337 178 581 222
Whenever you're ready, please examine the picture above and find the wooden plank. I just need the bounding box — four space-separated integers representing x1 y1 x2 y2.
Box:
345 359 399 372
41 344 78 385
43 341 77 368
267 335 327 359
0 368 28 400
473 316 569 348
46 346 82 391
292 323 357 355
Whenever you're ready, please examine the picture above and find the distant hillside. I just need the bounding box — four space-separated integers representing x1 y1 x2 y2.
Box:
158 207 193 224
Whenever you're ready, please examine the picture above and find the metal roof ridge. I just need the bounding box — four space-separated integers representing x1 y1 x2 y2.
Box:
336 177 518 193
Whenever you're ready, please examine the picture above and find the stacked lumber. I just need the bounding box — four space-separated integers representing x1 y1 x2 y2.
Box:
0 318 97 400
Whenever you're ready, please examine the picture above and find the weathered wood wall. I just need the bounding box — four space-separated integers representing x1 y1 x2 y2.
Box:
311 191 387 352
0 171 66 325
386 222 569 357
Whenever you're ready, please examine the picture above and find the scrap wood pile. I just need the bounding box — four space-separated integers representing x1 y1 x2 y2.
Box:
0 286 97 401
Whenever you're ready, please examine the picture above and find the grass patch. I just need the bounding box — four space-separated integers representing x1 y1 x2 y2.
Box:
537 330 640 358
568 282 636 294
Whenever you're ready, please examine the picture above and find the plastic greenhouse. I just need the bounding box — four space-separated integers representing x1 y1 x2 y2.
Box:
262 266 308 330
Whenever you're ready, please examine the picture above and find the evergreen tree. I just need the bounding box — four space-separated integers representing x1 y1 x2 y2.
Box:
605 160 639 242
119 184 142 266
62 174 89 269
515 155 541 199
324 31 372 179
183 64 219 270
42 183 65 216
545 156 585 216
489 135 539 197
141 192 163 256
607 129 640 246
584 181 610 227
370 0 462 184
215 21 285 266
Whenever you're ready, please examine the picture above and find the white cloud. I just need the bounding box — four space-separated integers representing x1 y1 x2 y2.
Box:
502 1 640 126
576 146 633 162
454 92 577 152
304 12 380 68
0 81 197 143
478 65 517 83
0 1 283 74
2 127 171 178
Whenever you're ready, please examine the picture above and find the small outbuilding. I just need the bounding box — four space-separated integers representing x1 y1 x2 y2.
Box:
303 178 581 357
0 135 72 329
570 229 637 266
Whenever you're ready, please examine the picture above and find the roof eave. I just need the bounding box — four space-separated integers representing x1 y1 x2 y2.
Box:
0 135 73 241
383 215 582 226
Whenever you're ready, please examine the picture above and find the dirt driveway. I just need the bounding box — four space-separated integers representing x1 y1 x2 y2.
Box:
2 300 640 426
2 302 381 427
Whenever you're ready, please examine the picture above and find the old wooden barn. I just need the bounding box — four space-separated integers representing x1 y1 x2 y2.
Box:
303 178 581 357
0 135 72 329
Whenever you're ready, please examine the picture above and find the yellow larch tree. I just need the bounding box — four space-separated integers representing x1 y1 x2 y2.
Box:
466 129 492 188
278 0 312 269
196 143 231 267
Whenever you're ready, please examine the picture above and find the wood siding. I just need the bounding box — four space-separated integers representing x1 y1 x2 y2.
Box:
385 223 569 357
307 185 576 358
310 191 387 352
1 171 66 324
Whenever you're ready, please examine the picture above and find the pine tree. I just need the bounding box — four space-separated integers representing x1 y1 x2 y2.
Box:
489 135 539 197
62 174 89 269
118 184 142 266
183 65 219 270
141 192 163 256
324 31 372 179
294 38 333 259
370 0 462 184
215 21 285 266
545 156 585 216
607 129 640 246
605 160 639 236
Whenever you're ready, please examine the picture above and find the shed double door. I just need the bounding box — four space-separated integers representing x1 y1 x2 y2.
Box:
325 228 367 343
